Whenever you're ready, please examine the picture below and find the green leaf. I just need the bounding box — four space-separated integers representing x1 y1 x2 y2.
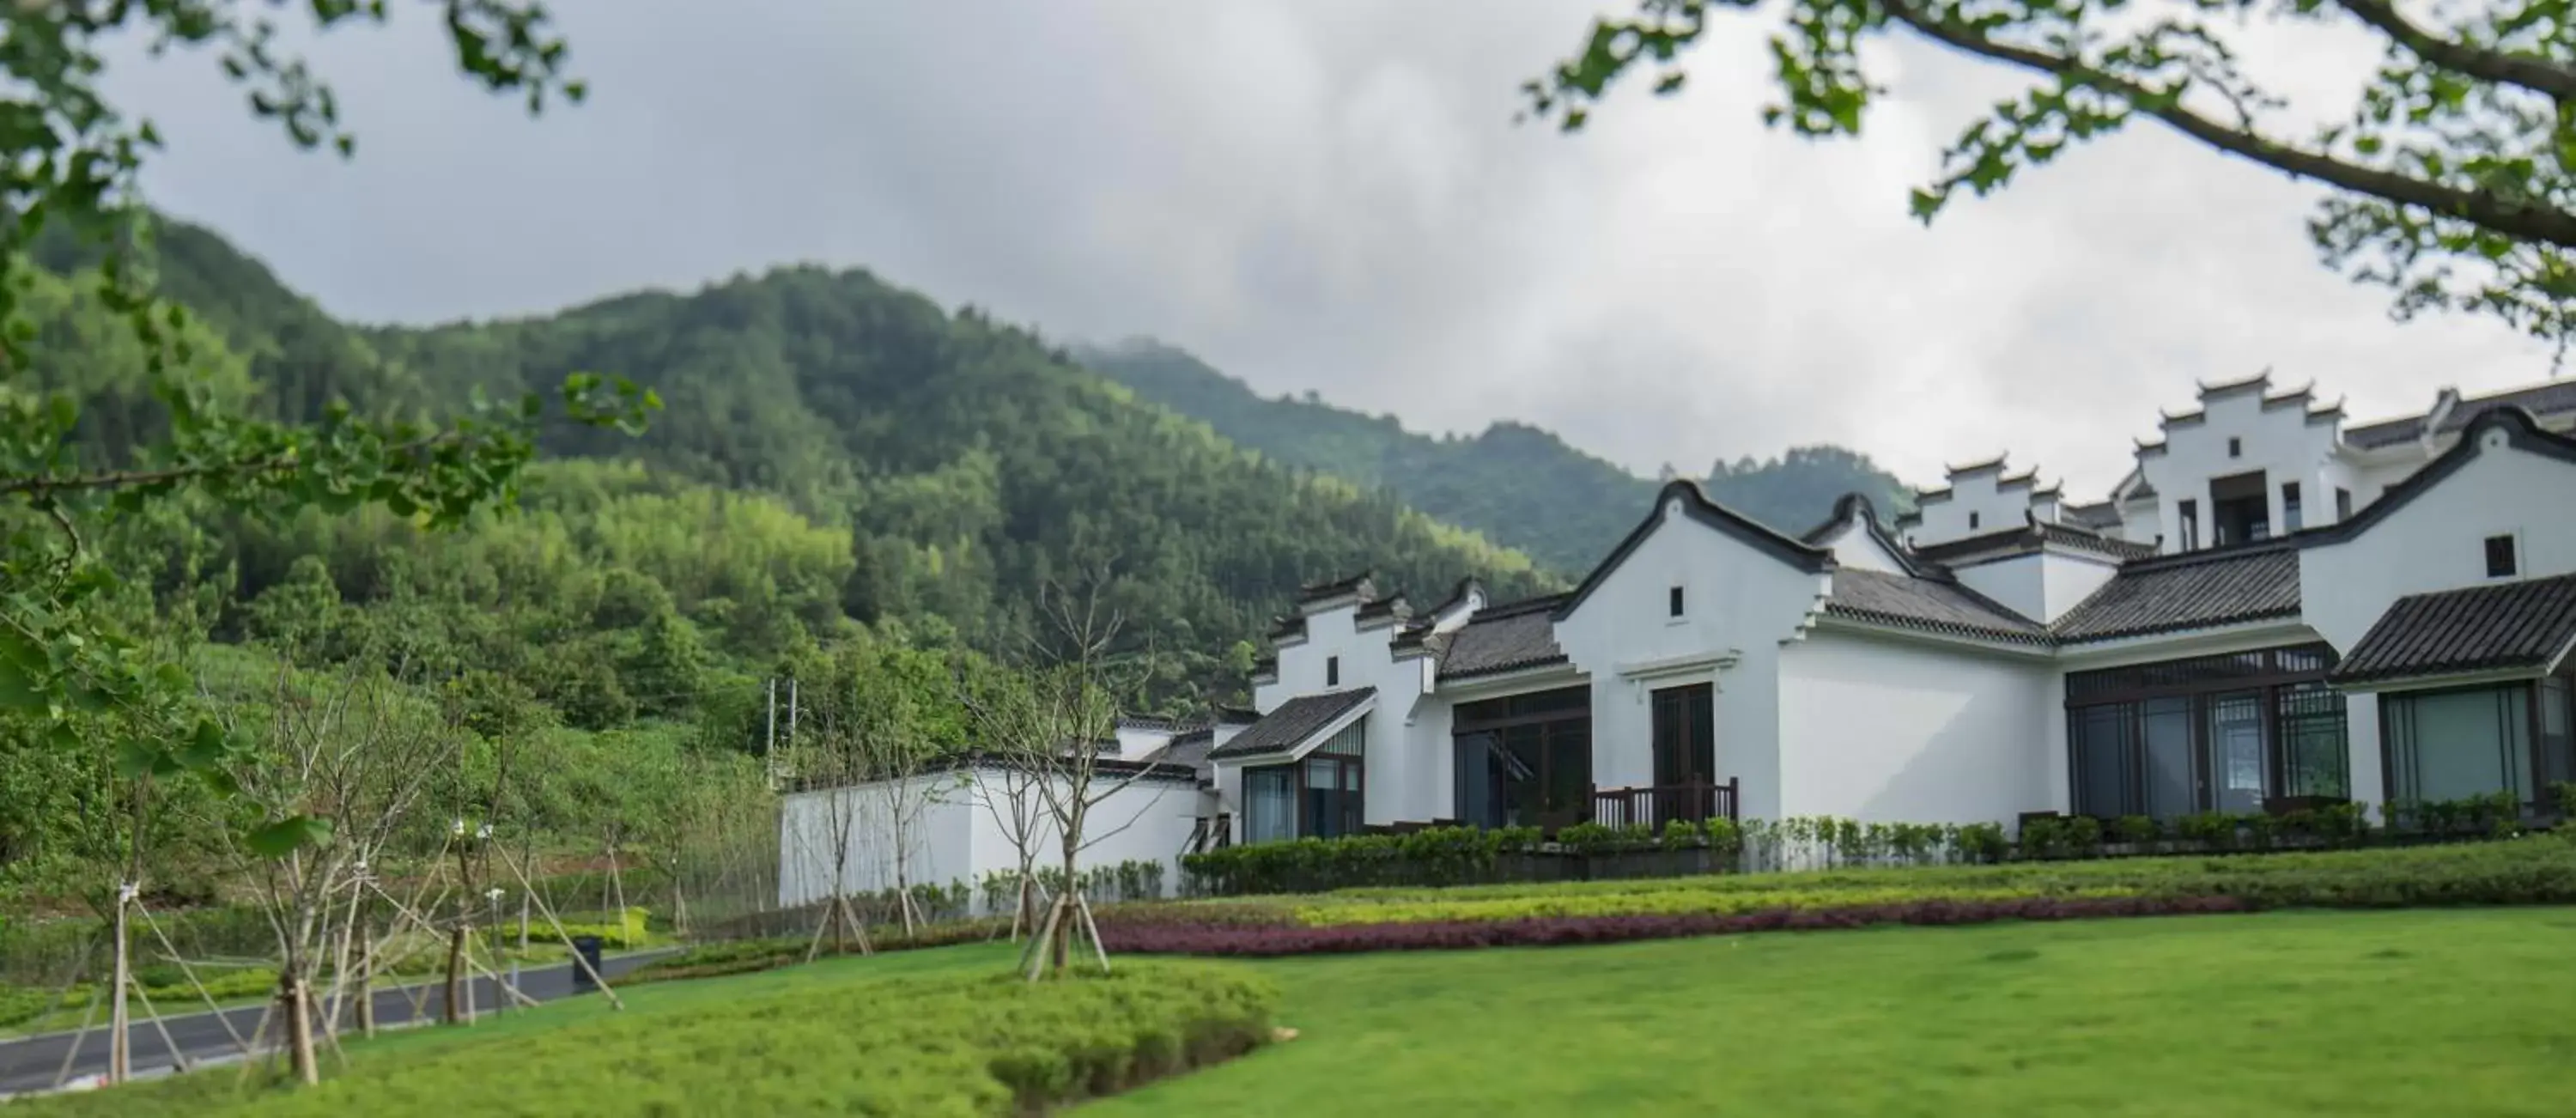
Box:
115 737 161 778
180 719 231 769
246 815 335 858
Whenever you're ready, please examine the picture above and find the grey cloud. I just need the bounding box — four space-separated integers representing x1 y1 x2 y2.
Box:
100 1 2563 504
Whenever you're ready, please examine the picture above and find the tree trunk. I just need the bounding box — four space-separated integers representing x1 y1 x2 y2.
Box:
354 917 376 1038
1053 844 1079 976
284 975 318 1086
107 898 131 1085
442 925 467 1025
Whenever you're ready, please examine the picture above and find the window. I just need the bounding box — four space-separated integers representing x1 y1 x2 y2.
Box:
2383 685 2535 805
2485 534 2518 579
2065 643 2348 819
1242 721 1366 843
2281 482 2302 532
1668 585 1686 618
1454 685 1593 830
2227 436 2242 458
2335 488 2353 521
2177 500 2201 550
1326 656 1340 687
1968 512 1981 531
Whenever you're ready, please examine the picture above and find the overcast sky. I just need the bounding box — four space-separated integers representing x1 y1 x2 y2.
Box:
106 1 2561 499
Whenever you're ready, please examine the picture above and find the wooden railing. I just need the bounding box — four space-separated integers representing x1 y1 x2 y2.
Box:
1590 778 1740 829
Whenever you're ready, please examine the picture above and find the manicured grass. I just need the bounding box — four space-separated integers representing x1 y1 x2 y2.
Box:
1093 908 2576 1117
21 907 2575 1115
12 945 1273 1117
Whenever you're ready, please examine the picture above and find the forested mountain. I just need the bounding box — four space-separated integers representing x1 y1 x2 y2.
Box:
31 219 1558 717
1077 338 1915 574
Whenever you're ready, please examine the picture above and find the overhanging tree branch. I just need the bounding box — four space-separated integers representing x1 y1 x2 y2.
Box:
2326 0 2576 103
1883 0 2576 249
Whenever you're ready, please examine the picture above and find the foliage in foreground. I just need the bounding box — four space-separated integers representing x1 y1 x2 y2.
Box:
17 962 1275 1118
1117 833 2576 953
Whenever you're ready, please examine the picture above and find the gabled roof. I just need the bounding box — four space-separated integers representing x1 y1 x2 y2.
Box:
1799 494 1921 575
2050 545 2301 643
2343 379 2576 449
1297 571 1377 606
1207 688 1376 761
1907 517 2154 566
1553 479 1832 622
2308 407 2576 545
1438 595 1571 679
1822 569 2048 646
2328 574 2576 687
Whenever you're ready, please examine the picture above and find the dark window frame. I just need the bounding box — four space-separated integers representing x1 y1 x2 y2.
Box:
1650 683 1716 787
2178 499 2201 550
1969 511 1981 531
1453 685 1594 830
2064 643 2348 818
2227 436 2243 458
1326 656 1340 687
2378 673 2576 812
1668 585 1686 618
2335 488 2354 521
2281 481 2303 533
2484 534 2518 579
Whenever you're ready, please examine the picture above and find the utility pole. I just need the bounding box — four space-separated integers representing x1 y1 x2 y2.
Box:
787 678 799 747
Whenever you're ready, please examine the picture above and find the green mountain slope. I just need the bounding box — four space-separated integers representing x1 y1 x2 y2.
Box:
41 219 1559 708
1077 338 1915 573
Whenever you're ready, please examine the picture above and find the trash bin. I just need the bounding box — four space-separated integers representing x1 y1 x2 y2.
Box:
569 934 605 992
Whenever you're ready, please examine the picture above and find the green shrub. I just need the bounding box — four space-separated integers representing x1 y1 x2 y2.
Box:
21 963 1276 1117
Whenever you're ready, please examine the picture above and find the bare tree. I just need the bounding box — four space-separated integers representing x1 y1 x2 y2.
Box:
859 702 940 939
211 660 455 1085
784 671 878 961
977 576 1172 981
957 668 1054 940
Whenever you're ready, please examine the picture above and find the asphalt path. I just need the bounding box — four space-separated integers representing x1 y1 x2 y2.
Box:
0 950 677 1097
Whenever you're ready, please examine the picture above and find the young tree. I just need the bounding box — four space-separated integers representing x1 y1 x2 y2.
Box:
978 577 1172 981
959 676 1055 941
1528 0 2576 348
210 660 456 1085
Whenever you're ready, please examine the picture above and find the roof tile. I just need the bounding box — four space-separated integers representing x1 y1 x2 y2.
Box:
2329 574 2576 685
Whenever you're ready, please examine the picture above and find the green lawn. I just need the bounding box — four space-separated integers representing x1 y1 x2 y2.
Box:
1095 908 2576 1116
21 908 2576 1116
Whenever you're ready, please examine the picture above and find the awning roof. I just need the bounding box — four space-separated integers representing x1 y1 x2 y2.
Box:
2328 574 2576 688
1207 687 1376 761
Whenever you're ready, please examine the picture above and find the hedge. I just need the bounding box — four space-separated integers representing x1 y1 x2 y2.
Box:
1113 831 2576 954
1101 896 2260 956
17 963 1277 1118
1181 789 2573 896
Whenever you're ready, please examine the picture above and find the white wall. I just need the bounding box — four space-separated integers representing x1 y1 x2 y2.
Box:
779 768 1200 911
2300 432 2576 653
777 772 975 908
1779 629 2053 823
1814 509 1908 573
1552 493 1830 820
1909 465 2043 548
2138 381 2354 551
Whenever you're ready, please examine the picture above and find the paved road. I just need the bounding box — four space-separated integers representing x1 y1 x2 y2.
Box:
0 951 677 1096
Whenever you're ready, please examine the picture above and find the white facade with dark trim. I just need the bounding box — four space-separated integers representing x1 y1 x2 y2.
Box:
1215 374 2576 845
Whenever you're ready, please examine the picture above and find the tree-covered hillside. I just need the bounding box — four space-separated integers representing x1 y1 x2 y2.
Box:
1076 338 1914 573
34 219 1559 713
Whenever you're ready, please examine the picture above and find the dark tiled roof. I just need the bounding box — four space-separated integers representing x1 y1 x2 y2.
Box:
1297 571 1376 604
1212 703 1259 725
1355 594 1413 625
2347 380 2576 448
2329 574 2576 685
1438 595 1571 679
2060 500 2122 531
2033 520 2159 561
1266 616 1307 642
2050 546 2301 643
1823 569 2047 645
1207 687 1376 760
1146 729 1216 769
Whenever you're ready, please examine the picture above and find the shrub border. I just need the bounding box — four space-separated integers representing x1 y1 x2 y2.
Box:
1097 896 2261 957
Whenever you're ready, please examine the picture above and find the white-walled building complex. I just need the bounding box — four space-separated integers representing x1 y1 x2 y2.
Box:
1212 373 2576 843
785 373 2576 900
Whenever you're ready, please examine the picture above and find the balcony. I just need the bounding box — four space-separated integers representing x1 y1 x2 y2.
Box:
1590 778 1741 829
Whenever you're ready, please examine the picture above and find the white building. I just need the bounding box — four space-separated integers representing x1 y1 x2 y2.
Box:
1211 374 2576 842
787 374 2576 890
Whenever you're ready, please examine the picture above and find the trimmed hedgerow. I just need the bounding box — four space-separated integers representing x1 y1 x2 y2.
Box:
21 963 1276 1118
1100 896 2258 957
1112 833 2576 954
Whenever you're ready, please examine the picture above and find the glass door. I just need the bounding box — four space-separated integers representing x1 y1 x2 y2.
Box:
2205 691 2268 813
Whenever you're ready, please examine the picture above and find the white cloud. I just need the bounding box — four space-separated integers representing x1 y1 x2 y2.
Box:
102 0 2563 503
